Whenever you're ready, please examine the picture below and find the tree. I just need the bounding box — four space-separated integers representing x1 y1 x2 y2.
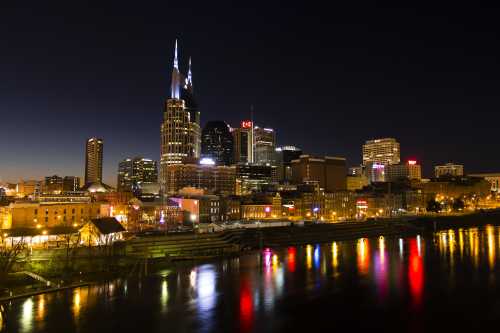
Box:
426 199 441 213
0 236 27 283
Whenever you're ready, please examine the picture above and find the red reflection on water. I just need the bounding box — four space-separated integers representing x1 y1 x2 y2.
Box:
239 277 253 333
408 238 423 308
357 239 370 275
287 247 296 272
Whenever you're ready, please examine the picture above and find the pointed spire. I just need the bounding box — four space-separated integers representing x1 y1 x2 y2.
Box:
173 39 179 69
171 39 180 99
187 56 192 85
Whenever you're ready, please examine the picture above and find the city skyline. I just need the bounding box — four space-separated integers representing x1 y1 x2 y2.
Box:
2 2 500 184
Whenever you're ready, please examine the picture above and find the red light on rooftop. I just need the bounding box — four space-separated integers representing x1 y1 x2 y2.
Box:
241 120 252 129
408 160 417 165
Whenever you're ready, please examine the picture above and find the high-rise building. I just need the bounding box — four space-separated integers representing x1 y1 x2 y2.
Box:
201 121 234 166
118 157 158 192
275 146 302 183
291 155 347 192
362 138 400 166
253 126 276 165
160 41 201 191
232 120 254 164
85 137 103 185
435 163 464 178
386 160 422 182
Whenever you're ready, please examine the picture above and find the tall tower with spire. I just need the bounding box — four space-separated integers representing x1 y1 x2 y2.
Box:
160 40 201 194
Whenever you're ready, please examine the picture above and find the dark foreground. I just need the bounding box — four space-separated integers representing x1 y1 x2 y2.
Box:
2 225 500 332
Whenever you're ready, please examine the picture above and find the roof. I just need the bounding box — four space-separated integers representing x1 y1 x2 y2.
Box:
90 218 125 234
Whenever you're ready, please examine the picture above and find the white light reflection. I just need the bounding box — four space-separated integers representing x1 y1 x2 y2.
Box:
399 238 404 258
417 235 421 256
20 298 34 333
161 280 169 313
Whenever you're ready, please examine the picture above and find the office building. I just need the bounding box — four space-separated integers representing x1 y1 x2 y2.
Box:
232 120 254 164
386 160 422 182
291 155 347 192
253 126 276 165
85 137 103 185
118 157 158 192
63 176 81 192
43 175 63 193
362 138 400 166
160 41 201 190
201 121 234 165
164 161 236 195
236 164 275 195
435 163 464 178
275 146 302 183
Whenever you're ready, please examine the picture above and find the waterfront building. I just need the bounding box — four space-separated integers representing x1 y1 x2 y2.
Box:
201 121 234 166
275 146 302 183
253 126 276 165
362 138 400 166
117 157 158 192
0 201 106 230
435 163 464 178
324 191 357 220
468 173 500 193
85 137 103 185
386 160 422 182
290 155 347 192
160 41 201 190
414 176 490 199
232 121 254 164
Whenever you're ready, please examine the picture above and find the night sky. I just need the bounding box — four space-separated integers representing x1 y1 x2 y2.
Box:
2 2 500 185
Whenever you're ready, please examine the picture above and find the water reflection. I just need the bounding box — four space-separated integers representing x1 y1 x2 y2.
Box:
357 238 370 275
5 226 500 333
408 238 424 308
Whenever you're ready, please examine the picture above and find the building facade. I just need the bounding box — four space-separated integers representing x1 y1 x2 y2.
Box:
253 126 276 165
435 163 464 178
275 146 302 183
164 163 236 195
385 161 422 182
291 155 347 192
232 121 254 164
236 164 274 195
201 121 234 166
362 138 400 166
118 157 158 192
468 173 500 193
85 137 103 185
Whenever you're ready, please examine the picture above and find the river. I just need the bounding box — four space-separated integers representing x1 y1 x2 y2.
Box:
2 225 500 332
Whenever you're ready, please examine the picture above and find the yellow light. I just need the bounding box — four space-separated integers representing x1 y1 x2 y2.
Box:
73 223 78 227
36 224 41 229
42 230 48 235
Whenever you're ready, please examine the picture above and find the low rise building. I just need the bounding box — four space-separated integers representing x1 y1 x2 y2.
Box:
435 163 464 178
467 173 500 193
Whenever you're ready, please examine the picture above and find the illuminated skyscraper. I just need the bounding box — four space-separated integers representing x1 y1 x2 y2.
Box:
160 41 201 191
362 138 400 166
85 137 103 185
232 121 254 164
201 121 234 165
253 126 276 165
118 157 158 192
